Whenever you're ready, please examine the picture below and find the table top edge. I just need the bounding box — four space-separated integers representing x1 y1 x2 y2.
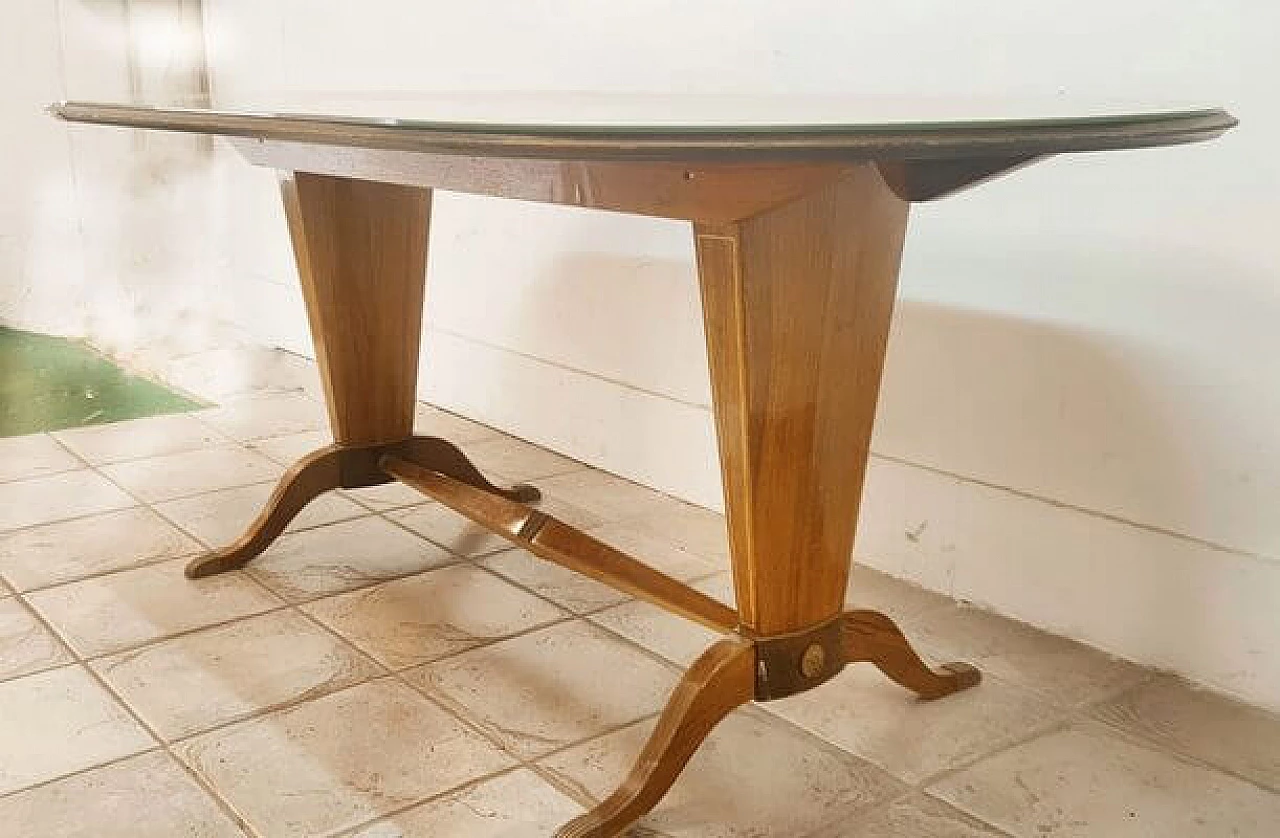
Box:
49 100 1237 163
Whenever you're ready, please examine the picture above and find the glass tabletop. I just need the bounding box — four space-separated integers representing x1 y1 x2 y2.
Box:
51 93 1236 162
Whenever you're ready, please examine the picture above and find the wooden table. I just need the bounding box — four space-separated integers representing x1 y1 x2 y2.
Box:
53 97 1235 837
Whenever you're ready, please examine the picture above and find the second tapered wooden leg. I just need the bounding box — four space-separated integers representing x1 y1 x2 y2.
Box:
551 166 919 838
188 174 544 578
284 172 431 447
188 174 430 579
554 639 756 838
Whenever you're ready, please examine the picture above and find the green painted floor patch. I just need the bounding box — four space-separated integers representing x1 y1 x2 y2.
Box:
0 326 207 438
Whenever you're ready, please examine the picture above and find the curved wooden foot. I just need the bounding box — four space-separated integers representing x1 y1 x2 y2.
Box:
390 436 540 503
554 639 756 838
842 610 980 700
185 434 538 579
185 445 346 579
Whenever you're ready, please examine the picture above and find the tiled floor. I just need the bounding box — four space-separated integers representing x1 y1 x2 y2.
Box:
1 349 1279 836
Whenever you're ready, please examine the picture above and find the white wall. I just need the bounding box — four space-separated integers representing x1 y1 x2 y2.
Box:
1 0 252 365
16 1 1279 709
0 1 84 336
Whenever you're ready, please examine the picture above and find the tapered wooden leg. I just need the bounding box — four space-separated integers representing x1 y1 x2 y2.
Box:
284 171 431 446
842 610 980 700
695 164 909 637
554 639 756 838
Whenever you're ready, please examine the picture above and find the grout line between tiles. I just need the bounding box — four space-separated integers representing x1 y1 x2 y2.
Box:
0 739 168 803
275 610 559 830
0 460 85 487
1074 686 1280 798
0 585 260 836
326 763 537 837
916 712 1079 794
20 437 291 652
0 500 143 543
0 596 76 685
5 495 376 598
3 544 206 598
798 785 1009 838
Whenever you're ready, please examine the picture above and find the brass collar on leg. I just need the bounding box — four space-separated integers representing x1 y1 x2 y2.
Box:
747 615 846 701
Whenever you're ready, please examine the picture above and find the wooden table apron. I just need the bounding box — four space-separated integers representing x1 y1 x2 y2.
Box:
51 101 1235 838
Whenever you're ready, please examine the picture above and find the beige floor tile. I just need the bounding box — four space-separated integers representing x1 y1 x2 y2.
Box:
588 576 733 667
93 610 382 741
628 502 730 565
590 520 726 580
0 749 246 837
344 481 432 512
0 433 81 482
344 768 582 837
176 678 514 838
391 503 516 557
408 620 679 759
845 564 956 622
480 548 630 614
196 392 328 441
0 598 74 681
0 469 135 533
155 481 367 547
101 445 282 503
414 403 501 444
768 665 1065 784
808 793 1007 838
0 666 153 794
53 413 229 465
904 605 1149 708
28 557 282 657
302 564 567 670
540 708 904 837
246 428 334 464
0 507 200 591
528 492 610 531
535 469 681 525
700 571 737 602
1090 675 1280 792
930 722 1280 838
466 435 584 482
247 517 455 602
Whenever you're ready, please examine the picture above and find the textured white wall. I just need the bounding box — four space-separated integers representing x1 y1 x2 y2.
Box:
6 1 1277 709
0 1 84 336
1 0 249 365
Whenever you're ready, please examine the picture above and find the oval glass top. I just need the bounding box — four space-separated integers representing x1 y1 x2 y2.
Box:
52 94 1236 162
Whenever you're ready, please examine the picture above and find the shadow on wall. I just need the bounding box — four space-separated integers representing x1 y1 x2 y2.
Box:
866 288 1280 695
528 249 710 402
878 229 1280 560
458 230 1257 557
877 296 1192 538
